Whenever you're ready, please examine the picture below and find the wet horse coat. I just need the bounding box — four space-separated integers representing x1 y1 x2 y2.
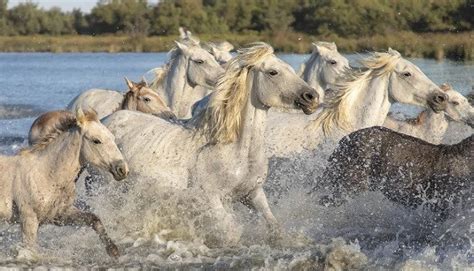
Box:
0 109 129 258
318 126 473 219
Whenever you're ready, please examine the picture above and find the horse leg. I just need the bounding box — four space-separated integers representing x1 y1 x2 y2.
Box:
19 208 39 249
55 207 119 258
247 186 281 238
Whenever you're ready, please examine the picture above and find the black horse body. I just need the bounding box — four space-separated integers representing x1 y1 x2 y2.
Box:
319 126 473 218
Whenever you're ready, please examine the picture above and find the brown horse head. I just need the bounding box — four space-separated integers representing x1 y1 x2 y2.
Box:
122 77 175 119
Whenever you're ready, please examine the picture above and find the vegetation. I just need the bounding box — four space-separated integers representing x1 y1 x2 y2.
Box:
0 0 472 60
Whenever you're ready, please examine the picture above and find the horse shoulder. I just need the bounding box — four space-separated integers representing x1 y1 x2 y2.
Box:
104 111 199 187
67 89 123 119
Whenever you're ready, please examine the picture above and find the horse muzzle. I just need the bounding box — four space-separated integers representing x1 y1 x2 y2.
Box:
110 160 129 181
428 92 448 113
295 89 320 115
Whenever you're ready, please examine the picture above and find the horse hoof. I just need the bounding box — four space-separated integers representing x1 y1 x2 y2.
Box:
106 243 120 259
13 245 40 262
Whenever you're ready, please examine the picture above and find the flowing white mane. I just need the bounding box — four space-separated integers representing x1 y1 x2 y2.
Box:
308 50 401 134
149 42 201 90
194 42 273 144
149 66 168 90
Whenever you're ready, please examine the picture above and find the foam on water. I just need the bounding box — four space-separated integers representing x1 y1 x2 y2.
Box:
1 123 470 269
0 53 472 269
0 104 45 120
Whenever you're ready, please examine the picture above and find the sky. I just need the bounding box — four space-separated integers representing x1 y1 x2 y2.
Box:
8 0 159 12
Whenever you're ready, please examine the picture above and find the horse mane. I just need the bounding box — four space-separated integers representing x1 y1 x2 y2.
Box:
20 110 97 154
149 66 168 90
407 110 427 125
308 50 401 135
150 42 200 90
193 42 274 144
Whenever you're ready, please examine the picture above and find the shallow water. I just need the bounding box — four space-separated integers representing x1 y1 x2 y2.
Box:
0 53 472 269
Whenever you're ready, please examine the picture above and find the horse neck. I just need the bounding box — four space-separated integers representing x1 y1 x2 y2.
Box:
235 76 268 159
347 72 391 129
165 55 192 116
303 54 324 93
37 129 82 185
121 93 137 110
419 110 448 143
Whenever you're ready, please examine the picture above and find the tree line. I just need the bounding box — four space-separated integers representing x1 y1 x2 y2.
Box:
0 0 472 37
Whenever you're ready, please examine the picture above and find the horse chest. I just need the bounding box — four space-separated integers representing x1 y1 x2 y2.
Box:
29 176 76 220
195 148 266 198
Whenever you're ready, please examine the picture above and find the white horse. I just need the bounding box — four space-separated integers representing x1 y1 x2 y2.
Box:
0 108 128 259
102 43 319 245
67 78 173 120
153 41 225 119
190 41 348 117
384 84 474 144
178 26 233 65
299 41 350 100
207 41 234 65
265 48 449 157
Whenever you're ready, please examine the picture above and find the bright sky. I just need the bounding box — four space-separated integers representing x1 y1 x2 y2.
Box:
8 0 159 12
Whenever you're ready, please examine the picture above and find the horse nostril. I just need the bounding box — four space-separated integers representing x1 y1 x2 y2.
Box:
434 94 447 104
302 92 315 103
116 166 127 177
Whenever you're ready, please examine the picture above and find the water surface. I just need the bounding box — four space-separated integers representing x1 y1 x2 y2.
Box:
0 53 472 269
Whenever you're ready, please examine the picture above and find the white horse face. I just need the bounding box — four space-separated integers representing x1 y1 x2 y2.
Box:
388 55 447 112
176 42 225 89
444 88 474 127
313 43 349 86
77 110 128 181
253 55 320 114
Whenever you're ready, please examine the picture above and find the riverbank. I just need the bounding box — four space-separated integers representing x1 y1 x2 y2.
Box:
0 31 472 60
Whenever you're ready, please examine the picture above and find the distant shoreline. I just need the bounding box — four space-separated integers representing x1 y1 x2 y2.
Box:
0 31 472 61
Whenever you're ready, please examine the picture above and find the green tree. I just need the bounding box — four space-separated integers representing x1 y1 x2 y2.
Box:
0 0 10 35
40 7 74 35
72 9 89 34
8 2 43 35
88 0 150 35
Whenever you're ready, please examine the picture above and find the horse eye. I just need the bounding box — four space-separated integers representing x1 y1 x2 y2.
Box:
92 139 102 145
194 59 204 64
403 72 411 77
329 60 337 65
143 97 151 102
452 101 460 106
268 69 278 76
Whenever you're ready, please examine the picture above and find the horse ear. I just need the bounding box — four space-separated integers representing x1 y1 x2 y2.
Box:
388 48 401 57
124 77 134 90
76 107 86 127
141 76 148 86
178 27 186 40
210 45 218 55
175 41 190 54
311 42 320 53
440 83 451 92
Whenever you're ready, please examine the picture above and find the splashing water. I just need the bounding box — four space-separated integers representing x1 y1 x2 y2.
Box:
0 53 472 269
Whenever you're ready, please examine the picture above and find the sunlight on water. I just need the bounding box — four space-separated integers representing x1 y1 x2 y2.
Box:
0 53 472 269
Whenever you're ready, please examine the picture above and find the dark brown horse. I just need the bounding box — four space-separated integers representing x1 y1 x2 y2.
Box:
317 126 473 219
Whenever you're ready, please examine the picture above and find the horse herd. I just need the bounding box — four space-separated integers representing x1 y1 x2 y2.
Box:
0 30 472 260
